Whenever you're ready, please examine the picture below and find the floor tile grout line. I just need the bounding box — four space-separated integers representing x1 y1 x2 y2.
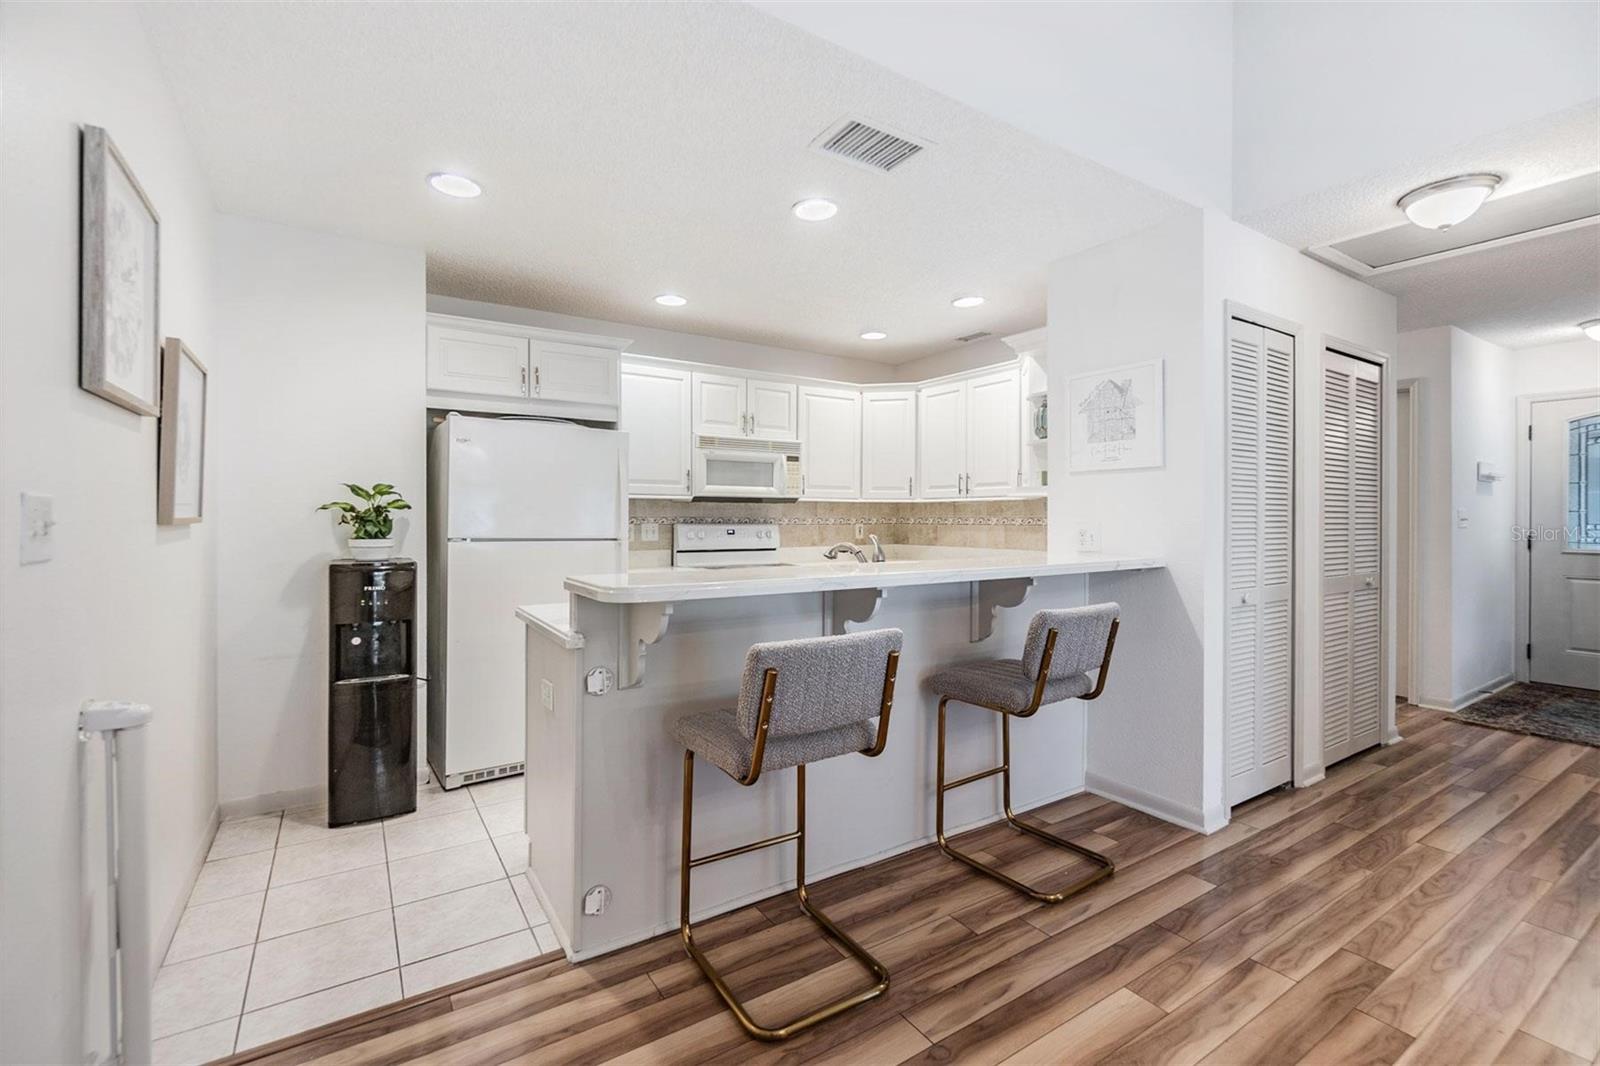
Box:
381 804 405 998
232 810 281 1054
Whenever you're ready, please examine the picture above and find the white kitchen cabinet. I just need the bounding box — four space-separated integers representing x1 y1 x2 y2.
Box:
427 323 529 398
748 379 799 441
917 380 968 498
532 339 619 408
620 361 692 497
798 386 861 499
966 366 1020 496
691 372 798 442
861 390 917 499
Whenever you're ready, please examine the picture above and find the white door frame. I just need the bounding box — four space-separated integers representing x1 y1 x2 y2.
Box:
1395 380 1420 704
1515 387 1600 683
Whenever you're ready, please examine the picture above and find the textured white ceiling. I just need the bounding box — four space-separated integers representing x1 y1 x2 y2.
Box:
135 1 1178 363
1242 103 1600 350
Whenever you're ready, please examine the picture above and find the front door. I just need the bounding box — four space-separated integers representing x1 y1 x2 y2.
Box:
1529 396 1600 689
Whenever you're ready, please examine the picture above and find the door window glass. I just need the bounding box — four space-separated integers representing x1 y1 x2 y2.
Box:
1570 414 1600 549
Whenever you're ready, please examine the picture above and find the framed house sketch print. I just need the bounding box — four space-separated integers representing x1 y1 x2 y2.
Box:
158 338 207 524
1067 359 1164 472
81 125 161 416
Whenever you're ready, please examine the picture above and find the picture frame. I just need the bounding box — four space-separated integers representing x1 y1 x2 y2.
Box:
81 125 161 416
1067 358 1165 472
158 338 207 525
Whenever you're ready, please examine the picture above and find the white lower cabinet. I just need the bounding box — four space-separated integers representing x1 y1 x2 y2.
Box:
861 390 917 499
798 386 861 499
620 363 692 497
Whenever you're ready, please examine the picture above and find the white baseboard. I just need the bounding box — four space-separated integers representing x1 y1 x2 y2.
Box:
155 805 221 979
1443 675 1516 713
220 785 324 821
1084 772 1219 834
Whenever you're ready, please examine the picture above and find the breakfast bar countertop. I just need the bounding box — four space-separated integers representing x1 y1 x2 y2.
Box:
562 550 1164 605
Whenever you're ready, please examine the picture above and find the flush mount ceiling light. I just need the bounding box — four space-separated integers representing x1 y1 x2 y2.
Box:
859 330 887 341
791 198 838 222
654 294 688 307
427 172 482 198
1581 319 1600 341
951 295 986 308
1397 174 1500 230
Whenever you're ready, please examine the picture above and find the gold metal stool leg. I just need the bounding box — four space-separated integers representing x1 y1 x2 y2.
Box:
680 753 890 1042
935 697 1115 903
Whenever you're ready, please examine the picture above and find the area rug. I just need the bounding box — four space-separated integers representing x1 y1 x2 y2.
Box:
1452 683 1600 746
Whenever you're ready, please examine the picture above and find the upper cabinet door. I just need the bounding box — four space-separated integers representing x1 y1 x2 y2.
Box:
798 386 861 499
620 362 692 497
918 380 967 498
747 379 799 441
966 367 1020 496
692 372 747 438
427 324 529 398
532 340 619 407
861 390 917 499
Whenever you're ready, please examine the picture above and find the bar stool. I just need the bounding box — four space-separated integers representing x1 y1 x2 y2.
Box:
930 603 1120 903
672 628 903 1042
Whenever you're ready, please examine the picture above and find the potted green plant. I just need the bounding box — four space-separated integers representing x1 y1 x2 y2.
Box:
318 482 412 560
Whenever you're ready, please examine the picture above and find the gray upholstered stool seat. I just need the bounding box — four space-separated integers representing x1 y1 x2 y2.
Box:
673 711 876 780
926 658 1093 713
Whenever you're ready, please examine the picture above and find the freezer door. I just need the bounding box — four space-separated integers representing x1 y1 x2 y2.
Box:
440 540 621 781
446 416 624 540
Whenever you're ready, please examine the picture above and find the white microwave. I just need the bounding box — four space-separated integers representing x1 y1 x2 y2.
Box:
691 436 802 499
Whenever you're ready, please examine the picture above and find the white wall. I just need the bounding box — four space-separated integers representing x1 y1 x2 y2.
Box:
892 335 1023 382
752 0 1235 211
1514 338 1600 397
429 295 897 385
1233 1 1600 215
1450 332 1516 698
215 218 426 811
1395 328 1456 706
1048 207 1396 830
0 4 219 1061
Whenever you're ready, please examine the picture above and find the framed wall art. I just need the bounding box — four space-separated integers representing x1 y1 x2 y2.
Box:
1067 359 1165 472
158 338 207 524
81 124 161 416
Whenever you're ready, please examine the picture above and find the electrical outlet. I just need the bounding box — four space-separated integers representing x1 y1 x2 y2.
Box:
855 523 865 538
1076 525 1101 553
640 521 659 542
20 492 54 565
539 678 554 710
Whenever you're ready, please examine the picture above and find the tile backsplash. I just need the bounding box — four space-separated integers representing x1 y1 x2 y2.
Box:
628 498 1045 552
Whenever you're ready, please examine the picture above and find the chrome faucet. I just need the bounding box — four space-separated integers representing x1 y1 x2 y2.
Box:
824 542 867 562
868 534 886 563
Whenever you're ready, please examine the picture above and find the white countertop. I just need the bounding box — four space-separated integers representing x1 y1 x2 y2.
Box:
560 551 1162 605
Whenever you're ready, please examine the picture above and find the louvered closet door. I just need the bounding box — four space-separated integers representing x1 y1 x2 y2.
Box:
1321 350 1383 765
1225 319 1295 806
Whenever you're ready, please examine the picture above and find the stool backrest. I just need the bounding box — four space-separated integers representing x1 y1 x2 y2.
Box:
736 629 904 739
1021 603 1120 682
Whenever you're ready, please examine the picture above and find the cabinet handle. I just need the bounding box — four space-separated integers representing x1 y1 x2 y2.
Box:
801 474 807 495
520 366 528 395
908 476 913 497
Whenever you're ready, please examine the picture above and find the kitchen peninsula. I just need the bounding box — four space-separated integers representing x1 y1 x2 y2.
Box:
518 549 1162 960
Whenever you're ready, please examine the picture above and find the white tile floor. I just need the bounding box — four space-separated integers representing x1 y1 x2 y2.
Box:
150 776 557 1063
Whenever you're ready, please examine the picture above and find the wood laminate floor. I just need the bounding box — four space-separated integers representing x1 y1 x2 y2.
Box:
228 706 1600 1065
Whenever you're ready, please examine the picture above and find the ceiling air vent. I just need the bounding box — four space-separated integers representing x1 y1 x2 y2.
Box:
813 117 928 174
956 331 992 343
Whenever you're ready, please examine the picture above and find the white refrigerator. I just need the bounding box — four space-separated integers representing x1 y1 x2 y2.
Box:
428 413 627 789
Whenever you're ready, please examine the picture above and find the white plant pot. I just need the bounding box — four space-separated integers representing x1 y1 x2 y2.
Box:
347 538 396 561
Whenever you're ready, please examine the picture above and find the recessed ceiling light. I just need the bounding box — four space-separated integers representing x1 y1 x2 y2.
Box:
427 172 482 198
1580 319 1600 341
859 330 887 341
791 198 838 222
1397 174 1500 230
654 294 687 307
951 295 986 308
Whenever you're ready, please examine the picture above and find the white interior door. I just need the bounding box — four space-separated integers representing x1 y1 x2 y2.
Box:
861 390 917 499
1529 396 1600 689
918 381 967 498
1322 350 1383 765
798 386 861 498
1225 319 1295 806
1396 387 1414 701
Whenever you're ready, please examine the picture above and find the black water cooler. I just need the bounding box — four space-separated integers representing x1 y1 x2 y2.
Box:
328 559 418 826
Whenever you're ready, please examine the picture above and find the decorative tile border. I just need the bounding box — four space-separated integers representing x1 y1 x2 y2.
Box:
627 499 1046 551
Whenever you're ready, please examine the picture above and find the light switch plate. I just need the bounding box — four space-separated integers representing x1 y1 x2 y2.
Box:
855 523 865 538
539 678 554 710
1076 524 1101 552
20 492 54 565
640 521 659 542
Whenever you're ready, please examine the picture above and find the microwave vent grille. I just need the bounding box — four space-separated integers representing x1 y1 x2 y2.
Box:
697 435 801 455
